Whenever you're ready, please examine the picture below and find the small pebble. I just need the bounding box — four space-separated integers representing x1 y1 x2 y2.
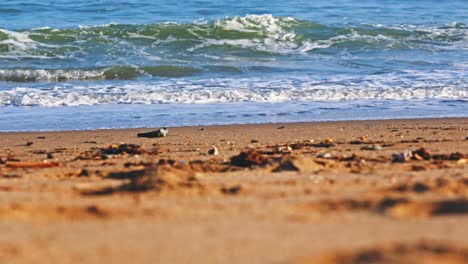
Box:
362 144 382 151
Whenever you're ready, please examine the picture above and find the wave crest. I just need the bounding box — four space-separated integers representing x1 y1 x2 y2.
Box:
0 66 201 82
0 15 465 60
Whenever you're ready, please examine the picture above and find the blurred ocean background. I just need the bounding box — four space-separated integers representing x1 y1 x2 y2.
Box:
0 0 466 131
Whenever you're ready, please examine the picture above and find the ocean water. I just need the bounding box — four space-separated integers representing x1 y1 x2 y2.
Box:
0 1 466 131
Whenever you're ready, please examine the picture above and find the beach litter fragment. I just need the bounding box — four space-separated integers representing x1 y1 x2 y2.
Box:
392 147 465 163
101 144 145 155
315 138 336 148
77 169 90 177
137 128 169 138
392 150 413 162
0 154 19 164
361 144 382 151
432 152 465 161
75 144 146 160
5 161 61 168
221 184 243 195
317 152 332 159
359 135 369 141
413 147 431 160
230 149 268 167
208 146 219 155
298 241 468 264
275 145 292 153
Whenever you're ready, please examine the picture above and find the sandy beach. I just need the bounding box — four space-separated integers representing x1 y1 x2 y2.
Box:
0 118 467 263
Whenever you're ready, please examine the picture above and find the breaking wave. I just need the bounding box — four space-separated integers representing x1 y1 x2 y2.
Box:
1 73 466 106
0 15 465 108
0 14 466 61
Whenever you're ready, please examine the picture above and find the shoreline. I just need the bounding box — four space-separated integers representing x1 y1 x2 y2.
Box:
1 116 466 134
1 99 466 132
0 117 467 263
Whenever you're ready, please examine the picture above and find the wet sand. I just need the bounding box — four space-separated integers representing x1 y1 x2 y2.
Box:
0 118 467 263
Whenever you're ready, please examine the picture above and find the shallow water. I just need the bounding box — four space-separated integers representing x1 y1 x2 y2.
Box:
0 1 466 131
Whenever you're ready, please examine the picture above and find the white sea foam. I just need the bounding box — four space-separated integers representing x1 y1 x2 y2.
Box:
0 72 466 107
214 14 296 33
186 14 305 54
0 28 69 59
185 15 468 54
0 28 37 51
0 69 105 81
371 22 468 49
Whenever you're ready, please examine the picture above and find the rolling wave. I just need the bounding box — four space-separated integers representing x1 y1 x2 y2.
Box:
0 14 466 61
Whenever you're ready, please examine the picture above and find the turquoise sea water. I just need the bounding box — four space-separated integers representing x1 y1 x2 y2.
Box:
0 1 466 131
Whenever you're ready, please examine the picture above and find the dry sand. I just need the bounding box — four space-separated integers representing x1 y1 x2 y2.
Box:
0 118 467 263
